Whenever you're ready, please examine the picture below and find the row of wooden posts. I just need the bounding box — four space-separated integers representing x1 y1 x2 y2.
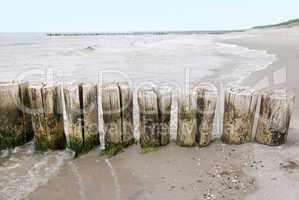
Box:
0 81 295 155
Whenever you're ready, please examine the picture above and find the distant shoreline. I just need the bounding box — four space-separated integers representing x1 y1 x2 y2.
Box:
46 30 245 37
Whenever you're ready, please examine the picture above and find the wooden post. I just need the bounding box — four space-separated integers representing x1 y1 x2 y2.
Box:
102 83 122 148
138 87 160 148
81 83 100 151
177 91 197 147
28 84 48 151
118 82 134 147
255 89 295 146
63 82 84 154
156 86 172 146
0 82 25 149
222 87 257 144
42 84 66 150
19 82 34 141
193 83 218 147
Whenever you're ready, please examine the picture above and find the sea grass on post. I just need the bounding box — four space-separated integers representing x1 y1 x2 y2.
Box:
193 83 217 147
156 86 172 146
176 91 197 147
0 82 25 149
138 87 160 148
222 87 257 144
63 82 84 155
255 89 295 146
81 83 100 151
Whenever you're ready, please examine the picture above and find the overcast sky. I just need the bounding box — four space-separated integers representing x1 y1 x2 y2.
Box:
0 0 298 32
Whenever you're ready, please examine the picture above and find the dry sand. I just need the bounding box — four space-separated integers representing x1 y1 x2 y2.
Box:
28 28 299 200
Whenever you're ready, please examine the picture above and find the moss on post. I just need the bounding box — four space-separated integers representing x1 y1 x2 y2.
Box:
193 83 217 147
0 82 26 149
157 86 172 146
81 83 100 151
177 91 197 147
255 89 295 146
64 82 84 156
222 87 257 144
138 87 160 148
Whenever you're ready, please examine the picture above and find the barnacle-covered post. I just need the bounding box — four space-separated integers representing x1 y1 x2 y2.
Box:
102 83 122 149
28 84 48 151
222 87 257 144
0 82 25 149
177 91 197 147
63 82 84 155
138 87 160 148
255 89 295 146
157 86 172 146
42 84 66 150
81 83 100 151
118 82 134 147
193 83 218 147
19 82 34 141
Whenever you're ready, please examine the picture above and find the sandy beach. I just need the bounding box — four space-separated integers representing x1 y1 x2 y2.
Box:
1 28 298 200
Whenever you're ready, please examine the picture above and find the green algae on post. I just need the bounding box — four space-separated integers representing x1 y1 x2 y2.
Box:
193 83 218 147
156 86 172 146
100 137 124 157
176 90 197 147
0 81 25 149
222 86 257 144
138 86 160 148
255 89 295 146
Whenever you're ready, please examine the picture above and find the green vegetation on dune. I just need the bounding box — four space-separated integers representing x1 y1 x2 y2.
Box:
253 19 299 29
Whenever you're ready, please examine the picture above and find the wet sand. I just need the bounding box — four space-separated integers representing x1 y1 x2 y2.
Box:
28 28 299 200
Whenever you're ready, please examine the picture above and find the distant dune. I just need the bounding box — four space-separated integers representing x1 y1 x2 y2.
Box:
253 18 299 29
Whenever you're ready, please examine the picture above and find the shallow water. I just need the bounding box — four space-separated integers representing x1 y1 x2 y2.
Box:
0 33 276 200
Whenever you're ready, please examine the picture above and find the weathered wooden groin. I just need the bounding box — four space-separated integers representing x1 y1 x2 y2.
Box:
222 87 258 144
0 82 25 149
63 82 100 155
28 83 66 151
63 82 84 154
102 83 134 151
80 83 100 151
193 83 218 147
138 86 172 148
19 82 34 141
0 79 296 152
255 89 295 146
157 86 172 146
119 83 134 147
176 91 197 147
